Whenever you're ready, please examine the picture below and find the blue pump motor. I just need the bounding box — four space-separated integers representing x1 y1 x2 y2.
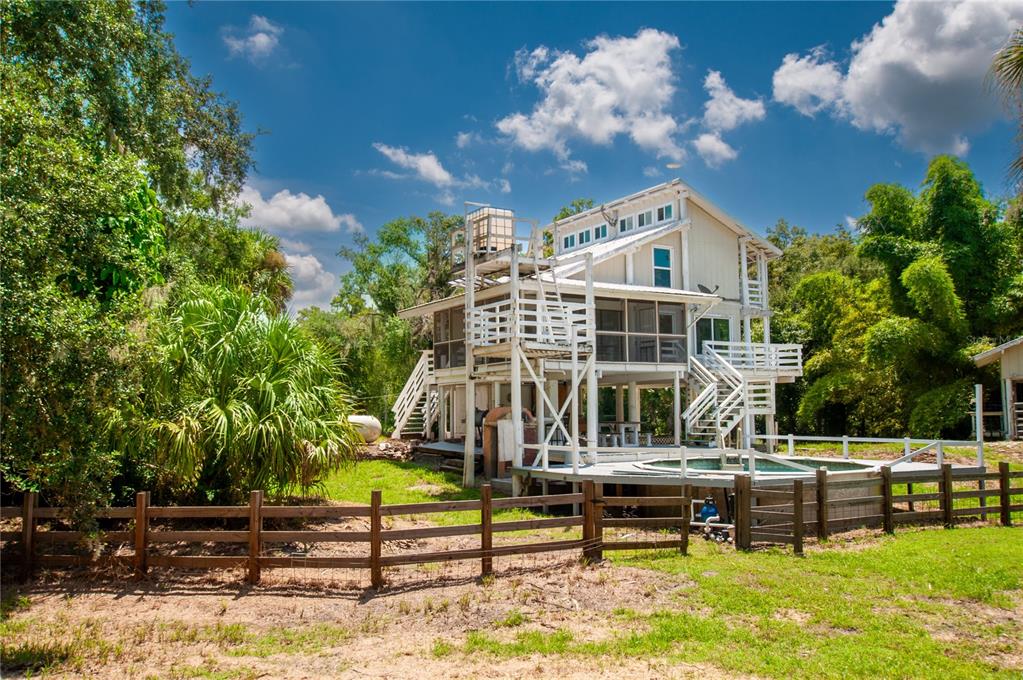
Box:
699 496 719 523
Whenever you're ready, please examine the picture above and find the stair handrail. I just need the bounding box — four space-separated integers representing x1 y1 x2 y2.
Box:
391 350 434 435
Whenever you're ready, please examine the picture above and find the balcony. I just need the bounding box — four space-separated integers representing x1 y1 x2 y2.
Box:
468 297 593 357
702 341 803 379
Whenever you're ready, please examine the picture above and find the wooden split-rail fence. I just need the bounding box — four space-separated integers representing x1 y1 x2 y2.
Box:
735 462 1023 555
1 481 691 587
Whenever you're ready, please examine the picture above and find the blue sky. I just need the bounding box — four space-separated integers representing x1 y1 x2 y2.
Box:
165 1 1022 310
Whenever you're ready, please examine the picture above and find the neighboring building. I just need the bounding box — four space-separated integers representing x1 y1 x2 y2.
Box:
391 179 803 487
973 336 1023 440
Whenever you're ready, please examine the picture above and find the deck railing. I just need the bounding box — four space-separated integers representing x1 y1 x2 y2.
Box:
702 341 802 375
468 297 593 349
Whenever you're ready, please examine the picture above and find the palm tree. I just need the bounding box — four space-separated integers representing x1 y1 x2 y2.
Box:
122 284 360 502
990 28 1023 190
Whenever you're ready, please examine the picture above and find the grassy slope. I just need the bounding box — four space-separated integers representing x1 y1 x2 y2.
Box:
320 460 536 525
454 527 1023 678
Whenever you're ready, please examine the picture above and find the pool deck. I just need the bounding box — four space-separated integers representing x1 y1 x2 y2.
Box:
512 455 981 489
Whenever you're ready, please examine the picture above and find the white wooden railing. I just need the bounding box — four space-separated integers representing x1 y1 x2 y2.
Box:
703 341 802 375
746 279 764 308
468 297 593 349
750 433 984 467
390 350 434 438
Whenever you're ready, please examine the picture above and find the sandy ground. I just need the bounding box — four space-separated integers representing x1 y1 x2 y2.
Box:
3 552 718 679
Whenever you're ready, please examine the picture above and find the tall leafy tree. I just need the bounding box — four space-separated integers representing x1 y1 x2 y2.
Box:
114 286 360 503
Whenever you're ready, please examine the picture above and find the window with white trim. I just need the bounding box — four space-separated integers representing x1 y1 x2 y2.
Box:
593 223 607 240
563 233 576 250
657 203 673 222
653 246 672 288
578 229 591 245
619 215 634 232
638 210 653 228
696 317 732 354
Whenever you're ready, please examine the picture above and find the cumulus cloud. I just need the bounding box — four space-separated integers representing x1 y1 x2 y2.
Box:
772 0 1023 154
643 165 662 178
497 178 512 194
222 15 283 62
373 143 454 187
690 70 764 167
497 29 686 166
772 47 844 116
702 70 766 132
285 253 337 311
239 185 363 234
692 132 738 168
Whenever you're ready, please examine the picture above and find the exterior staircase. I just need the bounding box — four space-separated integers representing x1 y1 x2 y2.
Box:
682 342 799 446
391 350 436 439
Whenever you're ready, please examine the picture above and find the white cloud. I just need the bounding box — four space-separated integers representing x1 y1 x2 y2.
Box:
278 237 311 253
692 132 738 168
455 131 481 149
497 29 686 165
772 47 844 116
238 184 363 234
285 253 336 311
222 15 283 62
689 70 764 168
373 143 454 187
702 70 766 132
772 0 1023 154
435 190 455 207
845 215 859 230
501 161 514 175
643 166 662 178
498 178 512 194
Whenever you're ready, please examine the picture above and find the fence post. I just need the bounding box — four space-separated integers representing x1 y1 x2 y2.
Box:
370 490 383 589
941 464 954 528
792 479 804 556
21 491 36 581
734 474 751 550
481 484 493 577
134 491 149 578
593 482 604 562
787 433 795 456
248 490 263 585
999 462 1011 527
842 435 849 460
881 466 894 535
815 468 828 540
582 480 595 562
681 483 692 556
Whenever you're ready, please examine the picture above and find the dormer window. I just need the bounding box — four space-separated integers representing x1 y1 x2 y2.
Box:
563 233 576 250
578 229 591 245
594 224 607 240
638 210 653 228
657 204 673 222
619 216 634 232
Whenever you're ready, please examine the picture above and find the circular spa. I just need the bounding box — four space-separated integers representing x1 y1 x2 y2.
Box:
636 456 876 475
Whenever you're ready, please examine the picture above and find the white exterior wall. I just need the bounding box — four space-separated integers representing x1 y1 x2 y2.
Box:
686 202 741 301
555 188 680 255
1001 344 1023 380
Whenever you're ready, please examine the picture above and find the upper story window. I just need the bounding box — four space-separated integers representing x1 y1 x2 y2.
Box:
563 233 576 250
653 246 672 287
638 210 653 228
594 223 607 240
619 216 634 232
696 317 732 355
578 229 592 246
657 204 673 222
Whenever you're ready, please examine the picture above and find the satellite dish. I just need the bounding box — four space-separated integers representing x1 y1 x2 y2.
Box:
697 284 719 295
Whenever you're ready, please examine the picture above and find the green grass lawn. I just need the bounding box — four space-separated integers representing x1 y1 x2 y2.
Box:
448 527 1023 678
319 459 538 525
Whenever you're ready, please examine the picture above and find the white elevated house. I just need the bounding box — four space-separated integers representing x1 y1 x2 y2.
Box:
391 179 803 489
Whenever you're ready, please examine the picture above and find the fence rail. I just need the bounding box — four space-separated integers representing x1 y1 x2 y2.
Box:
734 462 1021 554
1 483 691 587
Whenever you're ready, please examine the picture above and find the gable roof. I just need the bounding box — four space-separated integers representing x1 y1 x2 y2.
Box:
544 178 782 258
548 220 682 279
973 336 1023 367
